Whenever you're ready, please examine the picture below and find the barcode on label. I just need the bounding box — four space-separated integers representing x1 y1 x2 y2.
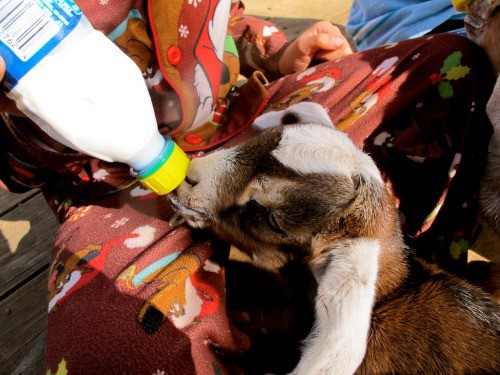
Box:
0 0 59 61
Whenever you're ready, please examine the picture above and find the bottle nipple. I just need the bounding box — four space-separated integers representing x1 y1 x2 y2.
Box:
136 137 190 195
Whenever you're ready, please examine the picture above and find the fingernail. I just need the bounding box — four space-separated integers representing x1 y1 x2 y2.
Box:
329 36 344 48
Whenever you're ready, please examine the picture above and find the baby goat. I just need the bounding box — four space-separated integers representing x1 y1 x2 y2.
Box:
170 103 500 374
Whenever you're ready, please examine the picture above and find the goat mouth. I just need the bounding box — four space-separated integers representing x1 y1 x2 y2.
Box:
168 194 208 227
464 13 485 42
465 13 484 29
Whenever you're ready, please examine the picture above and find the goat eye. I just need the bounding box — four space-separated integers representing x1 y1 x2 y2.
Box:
244 199 284 234
265 210 284 234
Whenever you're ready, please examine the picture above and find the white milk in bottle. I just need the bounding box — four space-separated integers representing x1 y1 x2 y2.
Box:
0 0 189 194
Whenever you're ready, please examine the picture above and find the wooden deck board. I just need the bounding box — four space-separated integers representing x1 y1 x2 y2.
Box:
1 333 47 375
243 0 352 26
0 190 39 217
244 0 354 48
0 269 48 375
3 331 47 375
0 191 59 297
0 185 57 373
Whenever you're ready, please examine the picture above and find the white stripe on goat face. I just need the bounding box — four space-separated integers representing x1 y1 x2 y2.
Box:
181 147 238 212
272 125 382 184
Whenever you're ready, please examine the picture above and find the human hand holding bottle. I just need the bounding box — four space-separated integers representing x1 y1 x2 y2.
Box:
278 20 353 76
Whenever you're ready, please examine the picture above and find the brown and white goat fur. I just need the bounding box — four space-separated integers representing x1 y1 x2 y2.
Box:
170 103 500 374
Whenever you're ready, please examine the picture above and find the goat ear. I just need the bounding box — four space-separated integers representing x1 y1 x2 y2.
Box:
350 172 379 205
253 102 334 130
351 173 364 191
350 172 385 226
351 172 381 195
290 102 334 127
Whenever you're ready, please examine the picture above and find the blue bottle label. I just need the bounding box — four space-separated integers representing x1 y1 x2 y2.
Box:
0 0 82 90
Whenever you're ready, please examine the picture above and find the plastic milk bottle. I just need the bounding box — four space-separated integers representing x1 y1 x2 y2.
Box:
0 0 189 195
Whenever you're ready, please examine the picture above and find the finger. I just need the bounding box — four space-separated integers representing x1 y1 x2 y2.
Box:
297 21 346 54
314 39 354 61
305 21 353 58
315 33 346 51
296 32 346 57
311 21 344 38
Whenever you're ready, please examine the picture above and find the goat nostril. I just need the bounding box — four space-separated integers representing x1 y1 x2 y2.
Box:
185 175 198 187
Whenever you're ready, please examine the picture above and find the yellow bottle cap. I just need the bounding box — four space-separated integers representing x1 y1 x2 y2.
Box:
451 0 472 12
138 141 189 195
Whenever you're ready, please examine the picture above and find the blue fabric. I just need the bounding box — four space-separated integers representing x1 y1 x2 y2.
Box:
347 0 466 50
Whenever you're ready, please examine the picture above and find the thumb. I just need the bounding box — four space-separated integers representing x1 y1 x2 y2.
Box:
298 33 346 56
